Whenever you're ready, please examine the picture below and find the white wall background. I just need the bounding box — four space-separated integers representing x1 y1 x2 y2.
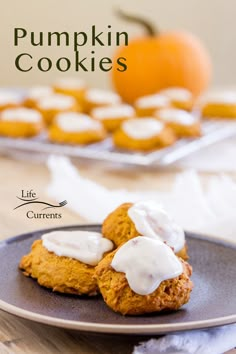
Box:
1 0 236 89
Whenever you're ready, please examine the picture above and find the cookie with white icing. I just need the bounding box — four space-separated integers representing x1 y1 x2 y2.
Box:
113 118 176 151
91 104 135 132
19 230 113 296
49 112 106 145
134 93 170 117
155 108 201 138
0 108 43 137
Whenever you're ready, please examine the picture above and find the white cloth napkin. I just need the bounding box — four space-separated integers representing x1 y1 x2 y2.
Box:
46 156 236 354
133 325 236 354
47 155 236 243
175 138 236 172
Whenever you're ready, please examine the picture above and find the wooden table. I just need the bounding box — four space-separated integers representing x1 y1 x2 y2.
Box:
0 156 235 354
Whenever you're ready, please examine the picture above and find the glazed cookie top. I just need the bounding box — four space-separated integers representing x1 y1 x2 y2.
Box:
0 91 22 106
91 104 135 120
38 94 76 110
42 230 113 266
54 77 86 90
1 108 42 123
160 87 192 102
122 118 164 139
111 236 183 295
128 200 185 252
157 108 196 126
56 112 103 132
85 89 121 105
135 93 170 108
201 90 236 105
26 86 53 100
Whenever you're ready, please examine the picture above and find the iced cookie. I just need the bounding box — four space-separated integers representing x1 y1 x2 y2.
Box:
91 104 135 132
160 87 194 111
49 112 106 145
96 237 193 315
102 201 188 260
83 89 121 113
19 230 113 296
201 91 236 118
53 77 86 104
155 108 201 138
0 91 22 111
37 94 79 125
24 86 53 108
134 94 170 117
113 118 175 151
0 108 43 138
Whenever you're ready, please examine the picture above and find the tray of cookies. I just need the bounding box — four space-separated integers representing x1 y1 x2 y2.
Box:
0 81 236 167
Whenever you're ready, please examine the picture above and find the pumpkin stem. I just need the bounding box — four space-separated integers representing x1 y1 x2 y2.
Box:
115 8 157 36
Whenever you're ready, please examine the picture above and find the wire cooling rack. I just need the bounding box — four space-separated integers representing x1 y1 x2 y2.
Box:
0 120 236 167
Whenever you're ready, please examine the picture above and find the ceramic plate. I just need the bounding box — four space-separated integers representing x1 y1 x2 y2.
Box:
0 224 235 335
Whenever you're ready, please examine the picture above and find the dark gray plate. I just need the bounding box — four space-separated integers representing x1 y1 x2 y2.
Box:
0 224 235 335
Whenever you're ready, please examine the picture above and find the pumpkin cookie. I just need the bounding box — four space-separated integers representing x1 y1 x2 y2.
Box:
24 86 53 108
19 230 114 296
155 108 201 138
95 237 193 315
0 108 43 138
37 94 79 125
102 201 188 260
0 91 22 111
134 94 170 117
113 118 175 151
201 91 236 118
91 104 135 132
53 77 86 104
49 112 106 145
160 87 194 111
83 89 121 113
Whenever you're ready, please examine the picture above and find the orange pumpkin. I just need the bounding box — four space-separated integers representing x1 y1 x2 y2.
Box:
112 10 212 104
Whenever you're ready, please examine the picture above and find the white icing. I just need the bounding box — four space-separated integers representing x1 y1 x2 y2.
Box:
160 88 192 102
55 77 86 90
157 108 196 126
92 104 135 120
202 91 236 105
135 94 169 109
1 108 42 123
42 230 113 266
85 89 121 105
128 201 185 253
56 112 102 132
0 92 22 106
38 94 75 110
27 86 53 100
111 237 183 295
122 118 164 139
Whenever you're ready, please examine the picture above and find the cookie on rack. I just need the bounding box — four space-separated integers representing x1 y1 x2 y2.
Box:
53 78 86 105
102 201 188 260
200 91 236 119
95 237 193 315
19 230 114 296
134 93 170 117
82 89 121 113
0 91 22 111
160 87 194 111
91 104 135 132
113 118 176 151
0 107 43 138
24 86 53 108
49 112 106 145
36 94 79 125
155 108 201 138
